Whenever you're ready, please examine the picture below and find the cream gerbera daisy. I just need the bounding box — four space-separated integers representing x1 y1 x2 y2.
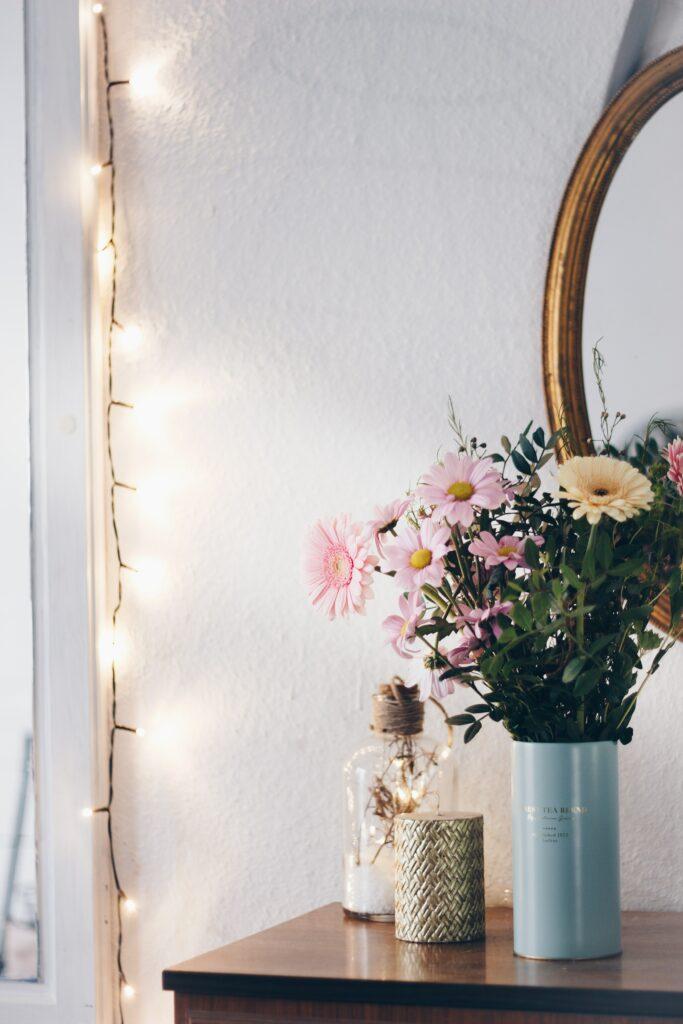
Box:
557 455 653 525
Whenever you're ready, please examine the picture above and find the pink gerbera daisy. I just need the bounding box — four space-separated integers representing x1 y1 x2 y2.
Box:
455 600 513 642
368 497 411 556
304 516 378 620
664 437 683 496
382 519 451 591
469 531 544 570
382 591 425 659
417 453 507 527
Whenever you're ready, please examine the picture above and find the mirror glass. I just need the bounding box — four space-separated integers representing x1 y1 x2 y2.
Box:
583 91 683 450
0 24 38 974
0 353 38 982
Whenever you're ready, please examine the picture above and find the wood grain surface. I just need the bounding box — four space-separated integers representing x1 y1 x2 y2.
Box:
164 903 683 1019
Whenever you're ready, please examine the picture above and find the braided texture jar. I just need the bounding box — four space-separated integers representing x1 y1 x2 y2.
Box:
395 811 485 943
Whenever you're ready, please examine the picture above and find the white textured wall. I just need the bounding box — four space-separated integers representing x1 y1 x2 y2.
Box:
103 2 683 1021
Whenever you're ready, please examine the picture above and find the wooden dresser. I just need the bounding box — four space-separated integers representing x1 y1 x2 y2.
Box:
163 903 683 1023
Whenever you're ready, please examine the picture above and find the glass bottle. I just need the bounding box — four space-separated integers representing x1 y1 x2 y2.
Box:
342 679 454 921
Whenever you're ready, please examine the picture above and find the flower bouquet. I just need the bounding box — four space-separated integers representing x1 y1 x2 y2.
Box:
306 414 681 741
305 396 682 958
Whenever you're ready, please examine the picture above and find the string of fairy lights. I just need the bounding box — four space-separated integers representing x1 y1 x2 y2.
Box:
83 5 153 1020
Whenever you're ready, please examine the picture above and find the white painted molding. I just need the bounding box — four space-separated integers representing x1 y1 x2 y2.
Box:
0 0 106 1021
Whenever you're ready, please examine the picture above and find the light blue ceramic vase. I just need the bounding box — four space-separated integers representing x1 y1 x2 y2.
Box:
512 740 621 960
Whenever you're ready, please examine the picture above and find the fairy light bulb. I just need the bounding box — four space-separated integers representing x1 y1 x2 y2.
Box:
117 323 143 352
122 897 137 914
90 163 103 176
82 807 94 819
129 64 158 98
129 558 167 600
122 983 135 1000
92 2 104 12
135 727 146 738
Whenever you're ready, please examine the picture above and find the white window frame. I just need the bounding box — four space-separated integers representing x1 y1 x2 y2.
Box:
0 1 107 1021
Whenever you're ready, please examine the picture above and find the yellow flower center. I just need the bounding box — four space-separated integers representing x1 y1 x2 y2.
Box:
447 481 474 500
498 545 516 556
409 548 432 570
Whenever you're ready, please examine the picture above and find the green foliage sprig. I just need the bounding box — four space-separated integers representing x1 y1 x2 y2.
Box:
436 421 682 745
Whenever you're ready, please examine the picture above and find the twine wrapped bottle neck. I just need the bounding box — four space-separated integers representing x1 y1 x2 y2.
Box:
372 678 424 736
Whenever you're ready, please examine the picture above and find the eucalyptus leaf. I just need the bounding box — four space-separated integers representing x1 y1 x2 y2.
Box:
464 720 483 743
519 434 537 462
510 450 532 475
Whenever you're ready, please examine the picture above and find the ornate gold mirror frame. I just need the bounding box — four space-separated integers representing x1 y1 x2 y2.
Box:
543 45 683 636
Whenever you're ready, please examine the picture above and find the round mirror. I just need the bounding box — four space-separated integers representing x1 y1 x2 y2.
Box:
583 91 683 451
543 47 683 635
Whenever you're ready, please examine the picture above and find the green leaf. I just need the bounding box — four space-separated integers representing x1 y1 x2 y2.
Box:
587 634 616 656
531 592 551 622
519 434 537 463
439 667 474 681
638 629 661 651
524 538 540 568
581 544 596 580
500 435 511 454
595 531 613 570
497 627 517 644
560 564 582 589
446 713 475 726
510 450 532 475
532 426 546 447
464 720 483 744
512 602 533 631
573 665 603 696
562 656 586 683
608 557 644 578
465 704 490 714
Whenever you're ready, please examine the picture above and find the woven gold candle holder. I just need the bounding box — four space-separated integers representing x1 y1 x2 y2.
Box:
395 811 485 943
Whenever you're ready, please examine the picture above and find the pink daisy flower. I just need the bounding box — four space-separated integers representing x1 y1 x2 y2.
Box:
448 632 485 666
304 516 378 620
419 635 483 701
382 519 451 592
417 656 452 701
429 667 458 700
368 497 411 556
664 437 683 496
455 600 513 642
469 531 544 570
382 591 425 659
417 453 507 527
